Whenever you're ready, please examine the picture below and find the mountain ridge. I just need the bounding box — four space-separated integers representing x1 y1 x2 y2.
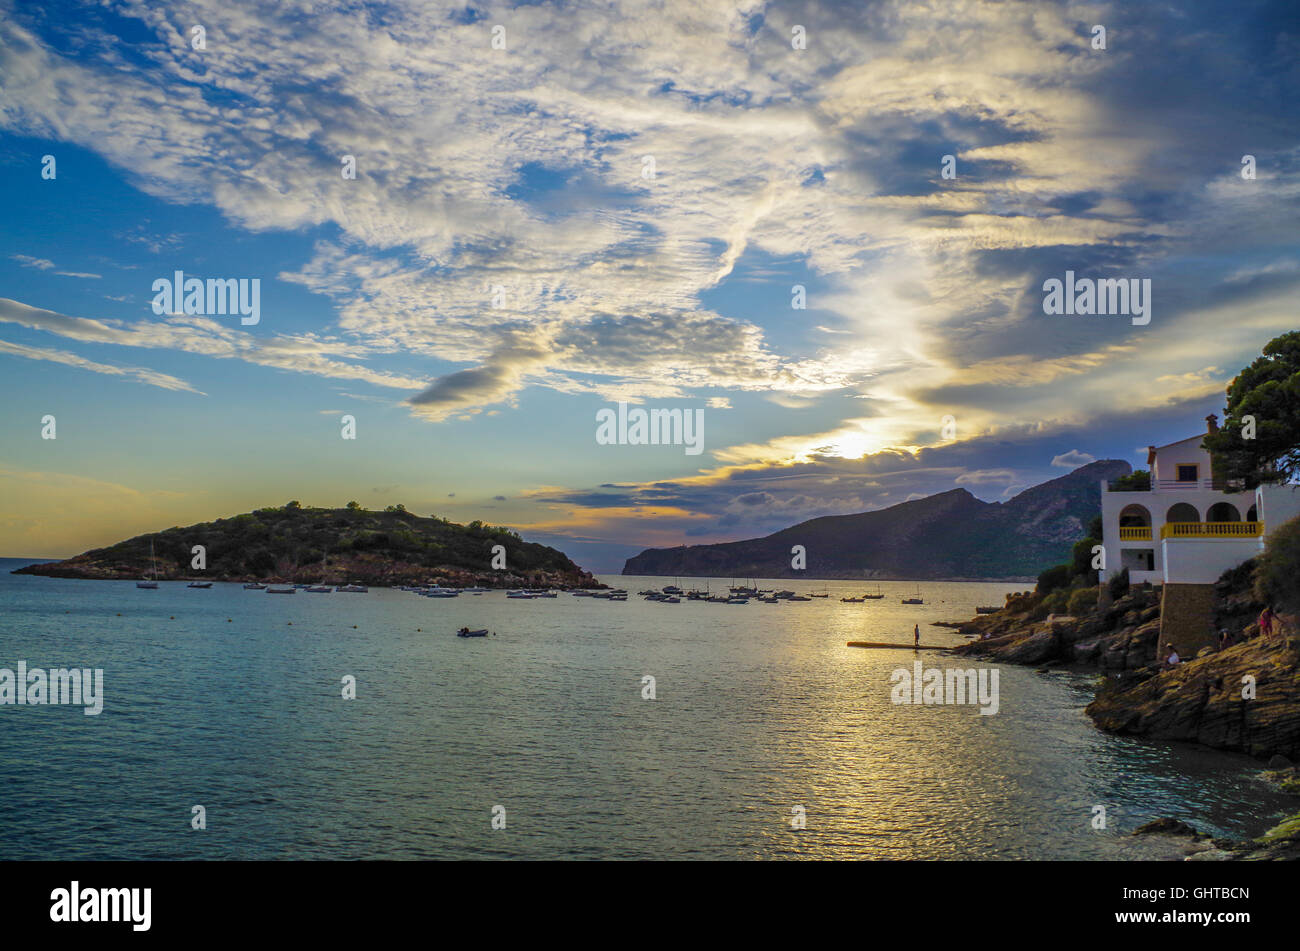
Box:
621 459 1130 580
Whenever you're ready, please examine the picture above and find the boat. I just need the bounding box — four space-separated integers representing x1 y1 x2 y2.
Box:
266 586 295 594
456 627 490 638
726 597 749 604
788 595 811 602
305 585 333 593
840 596 864 603
901 586 923 605
975 606 999 614
863 584 885 600
809 591 829 598
243 583 266 590
662 596 680 603
187 581 213 589
338 584 368 593
425 588 460 598
137 540 160 588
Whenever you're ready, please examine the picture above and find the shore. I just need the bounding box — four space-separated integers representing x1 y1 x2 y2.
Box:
944 572 1300 859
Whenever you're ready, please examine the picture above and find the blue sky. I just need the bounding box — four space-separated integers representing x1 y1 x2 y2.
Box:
0 0 1297 570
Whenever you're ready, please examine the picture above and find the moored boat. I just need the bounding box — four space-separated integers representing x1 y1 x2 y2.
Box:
456 627 490 638
243 583 267 590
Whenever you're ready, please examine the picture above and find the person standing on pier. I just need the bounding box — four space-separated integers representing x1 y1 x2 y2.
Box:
914 624 920 648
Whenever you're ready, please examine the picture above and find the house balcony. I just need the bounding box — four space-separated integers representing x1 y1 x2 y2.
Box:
1119 526 1152 541
1159 521 1264 539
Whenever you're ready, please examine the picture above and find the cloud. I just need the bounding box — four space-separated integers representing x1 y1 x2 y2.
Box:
1051 449 1096 468
0 338 203 393
11 255 54 270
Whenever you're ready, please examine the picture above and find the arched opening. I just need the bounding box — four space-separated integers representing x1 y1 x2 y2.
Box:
1207 501 1241 523
1166 502 1200 523
1247 503 1258 522
1119 504 1151 527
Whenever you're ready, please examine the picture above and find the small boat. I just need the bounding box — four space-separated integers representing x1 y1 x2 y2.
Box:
266 586 295 594
425 589 460 598
137 540 160 588
975 606 999 615
901 586 923 605
662 596 680 603
456 627 490 638
243 583 266 590
305 585 333 593
809 591 829 598
788 595 811 602
187 581 213 589
338 584 368 593
841 597 864 603
506 590 534 599
863 584 885 600
726 597 749 604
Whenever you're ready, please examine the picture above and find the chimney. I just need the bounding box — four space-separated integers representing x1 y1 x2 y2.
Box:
1206 413 1219 434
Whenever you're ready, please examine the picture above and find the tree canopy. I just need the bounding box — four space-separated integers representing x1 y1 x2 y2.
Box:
1203 331 1300 488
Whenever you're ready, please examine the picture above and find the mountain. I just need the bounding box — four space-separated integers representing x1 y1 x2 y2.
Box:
621 459 1131 580
12 502 598 588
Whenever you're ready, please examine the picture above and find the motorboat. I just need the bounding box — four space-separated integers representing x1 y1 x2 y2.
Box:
305 585 333 593
338 584 368 593
266 586 295 594
187 581 213 589
243 583 266 590
456 627 490 638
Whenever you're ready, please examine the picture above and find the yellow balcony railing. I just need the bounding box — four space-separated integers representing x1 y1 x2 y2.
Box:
1160 521 1264 539
1119 526 1152 541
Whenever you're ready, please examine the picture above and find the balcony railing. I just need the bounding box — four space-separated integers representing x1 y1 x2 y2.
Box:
1160 521 1264 539
1119 526 1152 541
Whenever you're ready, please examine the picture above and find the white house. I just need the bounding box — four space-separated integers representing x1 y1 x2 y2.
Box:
1099 414 1300 587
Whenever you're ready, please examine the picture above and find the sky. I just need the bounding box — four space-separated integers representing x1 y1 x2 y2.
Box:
0 0 1296 571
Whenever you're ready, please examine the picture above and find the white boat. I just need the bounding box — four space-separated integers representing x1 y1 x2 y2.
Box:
137 540 160 588
266 586 295 594
243 583 266 590
305 585 333 593
187 581 213 589
338 584 368 593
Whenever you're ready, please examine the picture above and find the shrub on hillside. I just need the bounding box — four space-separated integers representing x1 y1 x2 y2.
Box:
1036 564 1071 594
1107 568 1130 601
1255 515 1300 615
1067 587 1099 617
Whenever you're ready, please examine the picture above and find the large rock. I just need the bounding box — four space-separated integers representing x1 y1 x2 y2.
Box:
1087 638 1300 759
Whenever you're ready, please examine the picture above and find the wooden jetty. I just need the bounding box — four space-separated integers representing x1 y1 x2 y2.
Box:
846 641 950 651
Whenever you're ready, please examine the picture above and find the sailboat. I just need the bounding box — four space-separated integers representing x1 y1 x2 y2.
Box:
901 585 923 605
863 584 884 600
136 540 159 589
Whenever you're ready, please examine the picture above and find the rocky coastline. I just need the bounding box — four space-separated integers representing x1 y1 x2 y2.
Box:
945 564 1300 859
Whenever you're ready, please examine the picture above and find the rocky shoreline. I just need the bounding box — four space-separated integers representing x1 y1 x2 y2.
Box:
12 557 602 591
944 568 1300 859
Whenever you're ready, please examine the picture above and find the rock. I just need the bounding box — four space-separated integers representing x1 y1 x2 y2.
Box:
1088 636 1300 760
1268 754 1293 769
993 629 1059 665
1073 639 1101 663
1134 817 1203 838
1185 848 1235 861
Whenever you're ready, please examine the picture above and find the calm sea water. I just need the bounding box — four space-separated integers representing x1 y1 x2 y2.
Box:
0 559 1291 860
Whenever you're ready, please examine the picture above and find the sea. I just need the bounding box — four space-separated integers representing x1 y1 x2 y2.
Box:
0 558 1291 860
